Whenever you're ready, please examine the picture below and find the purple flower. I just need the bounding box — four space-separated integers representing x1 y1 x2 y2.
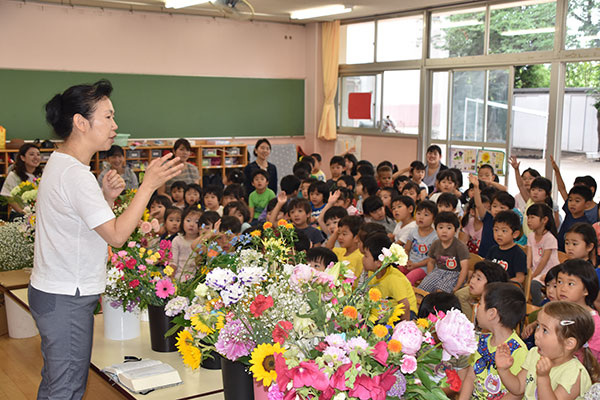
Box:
267 384 284 400
215 319 255 361
387 370 407 398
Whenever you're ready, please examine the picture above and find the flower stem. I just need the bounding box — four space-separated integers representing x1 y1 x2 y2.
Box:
418 342 442 361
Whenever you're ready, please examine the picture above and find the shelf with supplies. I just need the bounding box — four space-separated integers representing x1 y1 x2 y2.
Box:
0 147 71 178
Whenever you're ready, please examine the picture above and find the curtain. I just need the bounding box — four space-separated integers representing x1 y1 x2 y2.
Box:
317 20 340 141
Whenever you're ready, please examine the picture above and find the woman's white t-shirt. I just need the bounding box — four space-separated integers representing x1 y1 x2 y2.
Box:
31 152 115 296
0 170 36 196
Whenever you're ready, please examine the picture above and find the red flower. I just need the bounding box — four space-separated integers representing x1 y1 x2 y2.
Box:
329 363 352 391
125 258 136 269
129 279 140 288
446 368 462 392
159 240 171 250
275 353 291 392
371 341 389 366
314 341 328 352
115 262 125 271
250 294 274 318
272 320 293 344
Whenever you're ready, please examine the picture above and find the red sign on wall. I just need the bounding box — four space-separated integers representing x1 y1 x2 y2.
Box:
348 92 372 120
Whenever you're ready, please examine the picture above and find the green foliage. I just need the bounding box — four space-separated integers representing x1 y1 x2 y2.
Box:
565 61 600 88
514 64 551 89
566 0 600 49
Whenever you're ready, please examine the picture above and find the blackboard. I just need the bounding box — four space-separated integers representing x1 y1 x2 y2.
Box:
0 69 305 140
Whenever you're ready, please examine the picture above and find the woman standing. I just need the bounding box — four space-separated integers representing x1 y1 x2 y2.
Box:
244 138 278 194
1 143 43 218
160 138 200 196
30 80 183 399
423 144 447 194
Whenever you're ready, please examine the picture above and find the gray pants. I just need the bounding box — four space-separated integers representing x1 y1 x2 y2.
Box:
28 285 100 400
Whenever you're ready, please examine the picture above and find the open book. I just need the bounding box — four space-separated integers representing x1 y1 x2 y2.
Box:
102 359 182 394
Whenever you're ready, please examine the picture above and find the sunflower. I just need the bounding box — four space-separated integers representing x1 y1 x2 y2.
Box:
191 314 214 334
387 304 406 326
181 345 202 369
176 330 193 351
249 342 284 387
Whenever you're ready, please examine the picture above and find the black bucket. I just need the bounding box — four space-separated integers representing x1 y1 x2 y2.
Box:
147 304 180 352
220 358 254 400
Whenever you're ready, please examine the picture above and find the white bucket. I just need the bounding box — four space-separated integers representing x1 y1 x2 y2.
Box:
102 297 140 341
5 295 38 339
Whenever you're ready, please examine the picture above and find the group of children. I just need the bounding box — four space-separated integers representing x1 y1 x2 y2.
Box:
135 143 600 399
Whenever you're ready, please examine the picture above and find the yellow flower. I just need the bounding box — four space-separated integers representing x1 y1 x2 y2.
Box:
417 318 430 329
139 247 146 254
191 314 214 334
285 223 293 229
142 209 150 222
250 230 261 237
387 304 406 326
369 288 382 302
249 342 284 387
176 330 193 351
163 266 174 276
147 250 153 255
388 339 402 353
150 271 162 278
368 307 380 324
342 306 358 319
373 324 388 338
216 313 225 330
181 345 202 369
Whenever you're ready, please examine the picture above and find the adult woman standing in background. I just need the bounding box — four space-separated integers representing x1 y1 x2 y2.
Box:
0 143 43 218
244 138 277 194
160 138 200 196
30 80 183 399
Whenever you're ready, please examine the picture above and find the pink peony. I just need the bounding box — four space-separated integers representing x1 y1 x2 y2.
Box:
117 250 128 258
138 264 146 271
150 218 160 232
392 321 423 356
400 355 417 374
290 264 314 286
127 241 136 248
435 309 478 361
140 221 152 234
155 279 175 298
371 341 389 366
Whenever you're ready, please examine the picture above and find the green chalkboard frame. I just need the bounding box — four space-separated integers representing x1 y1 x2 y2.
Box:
0 69 305 140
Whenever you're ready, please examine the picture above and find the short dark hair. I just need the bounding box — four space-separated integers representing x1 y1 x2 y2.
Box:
306 247 338 268
308 181 330 203
338 215 363 236
437 169 458 186
357 163 375 177
226 168 245 185
437 192 458 209
559 259 599 306
379 186 397 197
302 155 315 168
474 260 509 284
434 211 459 230
358 176 379 196
310 153 322 163
483 282 526 329
223 183 245 201
418 293 461 319
253 138 271 157
174 138 192 152
493 210 521 233
164 206 183 221
106 145 124 157
199 211 220 228
522 168 541 179
266 197 286 214
185 184 202 205
544 264 562 285
330 156 345 168
362 196 384 217
448 168 464 188
566 223 598 264
293 161 312 180
280 175 301 195
170 180 188 192
203 184 223 201
426 144 442 155
530 177 552 195
149 194 172 210
357 221 385 243
337 175 355 190
181 206 202 233
401 181 421 195
252 169 270 182
569 185 594 202
574 175 597 194
219 216 241 234
478 164 495 174
363 233 392 262
338 187 354 202
391 195 415 211
288 198 311 214
323 206 348 223
45 79 113 139
223 201 251 223
416 200 438 217
377 165 393 174
492 191 515 209
294 229 311 252
410 160 425 172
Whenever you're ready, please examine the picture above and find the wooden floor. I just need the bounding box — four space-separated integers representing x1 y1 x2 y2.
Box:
0 333 126 400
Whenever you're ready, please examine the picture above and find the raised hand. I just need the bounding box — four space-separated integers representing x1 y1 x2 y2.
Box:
143 153 183 191
328 189 341 205
277 190 287 204
468 173 480 188
508 156 520 171
521 322 537 339
495 343 514 371
549 155 559 171
536 355 552 377
102 169 125 202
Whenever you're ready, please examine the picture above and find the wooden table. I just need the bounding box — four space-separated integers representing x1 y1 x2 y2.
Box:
9 288 225 400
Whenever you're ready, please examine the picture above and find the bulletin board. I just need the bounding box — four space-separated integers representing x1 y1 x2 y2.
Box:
450 147 506 176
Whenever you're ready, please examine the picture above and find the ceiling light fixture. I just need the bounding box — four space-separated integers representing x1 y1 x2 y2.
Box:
164 0 210 9
290 4 352 20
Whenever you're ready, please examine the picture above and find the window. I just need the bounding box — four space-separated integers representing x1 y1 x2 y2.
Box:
340 75 381 129
489 0 556 54
430 7 486 58
376 15 423 61
431 72 450 140
566 0 600 49
340 22 375 64
381 70 421 134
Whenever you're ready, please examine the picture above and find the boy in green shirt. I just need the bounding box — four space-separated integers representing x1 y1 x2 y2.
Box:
248 170 275 221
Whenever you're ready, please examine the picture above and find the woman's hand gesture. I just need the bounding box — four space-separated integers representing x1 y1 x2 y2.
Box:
142 153 184 191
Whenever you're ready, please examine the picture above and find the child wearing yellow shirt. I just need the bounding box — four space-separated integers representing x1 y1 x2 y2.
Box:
326 215 364 280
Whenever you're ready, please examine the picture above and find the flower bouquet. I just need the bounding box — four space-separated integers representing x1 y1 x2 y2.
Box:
2 178 39 209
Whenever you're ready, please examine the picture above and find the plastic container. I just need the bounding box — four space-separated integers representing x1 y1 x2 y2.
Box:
113 133 130 147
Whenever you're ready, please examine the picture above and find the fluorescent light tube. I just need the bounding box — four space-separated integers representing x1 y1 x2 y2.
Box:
165 0 210 9
290 4 352 20
501 27 555 36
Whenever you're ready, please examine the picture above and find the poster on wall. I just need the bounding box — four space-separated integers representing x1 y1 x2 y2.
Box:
335 134 362 160
477 149 505 176
450 147 478 173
